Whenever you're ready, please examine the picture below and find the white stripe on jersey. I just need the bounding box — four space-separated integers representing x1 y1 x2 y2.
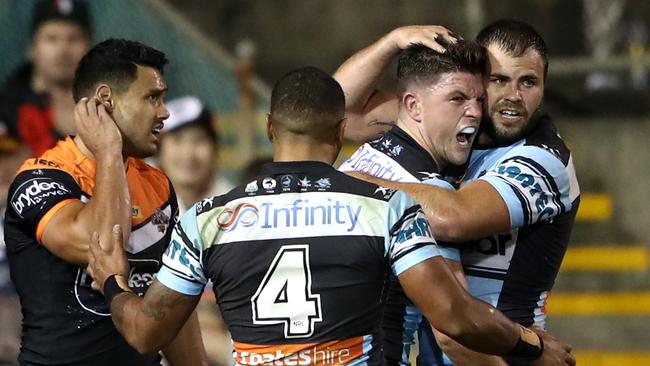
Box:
195 192 388 249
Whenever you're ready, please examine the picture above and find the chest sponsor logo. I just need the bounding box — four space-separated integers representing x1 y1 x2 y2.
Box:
10 177 71 218
462 231 517 271
74 259 159 315
218 199 362 232
217 203 259 232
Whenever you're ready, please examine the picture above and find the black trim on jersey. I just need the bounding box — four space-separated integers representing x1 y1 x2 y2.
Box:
464 266 508 281
201 160 394 216
511 156 566 215
500 177 533 225
368 126 440 181
388 205 422 237
523 114 572 166
174 224 201 260
161 262 203 284
391 243 431 265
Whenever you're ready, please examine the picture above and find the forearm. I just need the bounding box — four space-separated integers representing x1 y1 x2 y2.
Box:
334 30 400 113
111 292 171 354
88 152 131 248
162 311 209 366
109 280 200 355
436 330 508 366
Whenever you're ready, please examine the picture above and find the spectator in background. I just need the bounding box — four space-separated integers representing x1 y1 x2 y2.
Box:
157 96 234 216
156 96 235 366
0 136 29 365
0 0 91 157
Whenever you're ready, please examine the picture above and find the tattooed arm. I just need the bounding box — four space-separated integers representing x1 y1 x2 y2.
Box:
87 226 203 355
111 280 201 354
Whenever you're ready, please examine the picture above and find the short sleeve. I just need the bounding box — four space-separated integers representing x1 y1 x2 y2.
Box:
386 191 442 276
6 169 81 241
478 147 575 228
156 205 207 296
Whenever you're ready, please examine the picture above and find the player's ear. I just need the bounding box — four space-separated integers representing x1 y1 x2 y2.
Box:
95 84 114 111
403 92 423 123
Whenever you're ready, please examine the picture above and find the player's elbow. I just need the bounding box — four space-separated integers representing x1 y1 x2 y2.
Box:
128 334 164 355
426 210 466 242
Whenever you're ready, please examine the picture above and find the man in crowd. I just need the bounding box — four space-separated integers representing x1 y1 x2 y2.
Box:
4 39 207 365
337 19 580 366
337 33 484 365
157 96 234 216
86 66 574 366
0 0 91 157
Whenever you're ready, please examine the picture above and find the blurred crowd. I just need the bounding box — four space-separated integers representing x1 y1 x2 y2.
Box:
0 1 267 365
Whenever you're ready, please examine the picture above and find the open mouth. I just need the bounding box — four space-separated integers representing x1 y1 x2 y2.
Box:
456 126 477 146
497 108 525 121
151 124 164 136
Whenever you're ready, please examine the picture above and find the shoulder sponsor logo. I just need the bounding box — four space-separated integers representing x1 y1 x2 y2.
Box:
315 178 331 190
31 169 44 176
298 177 311 189
217 203 259 232
342 145 402 181
496 163 556 219
31 158 60 168
281 175 293 190
245 180 259 194
10 177 71 218
390 144 403 156
395 216 433 244
263 177 277 191
382 138 392 149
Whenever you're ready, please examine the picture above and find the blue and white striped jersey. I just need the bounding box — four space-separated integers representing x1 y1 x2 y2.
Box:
461 115 580 329
156 161 441 366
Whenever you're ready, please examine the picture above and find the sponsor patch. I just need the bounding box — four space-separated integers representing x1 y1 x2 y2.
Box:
10 177 71 218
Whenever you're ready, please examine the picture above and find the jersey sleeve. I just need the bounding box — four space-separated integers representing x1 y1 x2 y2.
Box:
6 169 81 241
156 204 207 296
478 146 576 228
386 191 442 276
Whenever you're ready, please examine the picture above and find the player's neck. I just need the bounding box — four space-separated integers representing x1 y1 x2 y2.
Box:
273 140 338 165
73 136 129 166
396 118 445 171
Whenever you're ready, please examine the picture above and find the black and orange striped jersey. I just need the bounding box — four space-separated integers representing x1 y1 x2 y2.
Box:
4 137 177 365
156 161 443 366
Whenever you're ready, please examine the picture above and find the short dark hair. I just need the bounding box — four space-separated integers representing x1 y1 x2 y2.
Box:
397 40 487 94
270 67 345 141
476 18 548 77
72 39 168 102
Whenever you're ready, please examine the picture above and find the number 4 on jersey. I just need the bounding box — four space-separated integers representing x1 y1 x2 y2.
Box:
252 245 323 338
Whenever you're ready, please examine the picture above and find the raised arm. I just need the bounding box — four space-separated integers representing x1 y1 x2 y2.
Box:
87 226 202 355
40 98 131 265
333 26 458 143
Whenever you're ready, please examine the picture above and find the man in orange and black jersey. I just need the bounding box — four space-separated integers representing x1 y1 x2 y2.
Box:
86 67 574 366
4 39 207 366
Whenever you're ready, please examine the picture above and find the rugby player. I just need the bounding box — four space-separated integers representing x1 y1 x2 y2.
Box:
336 20 580 366
87 67 574 366
337 37 485 365
4 39 207 365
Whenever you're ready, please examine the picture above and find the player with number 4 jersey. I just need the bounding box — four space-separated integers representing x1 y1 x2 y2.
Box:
86 67 575 366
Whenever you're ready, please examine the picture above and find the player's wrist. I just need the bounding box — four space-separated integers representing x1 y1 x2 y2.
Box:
504 325 544 363
103 274 133 303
